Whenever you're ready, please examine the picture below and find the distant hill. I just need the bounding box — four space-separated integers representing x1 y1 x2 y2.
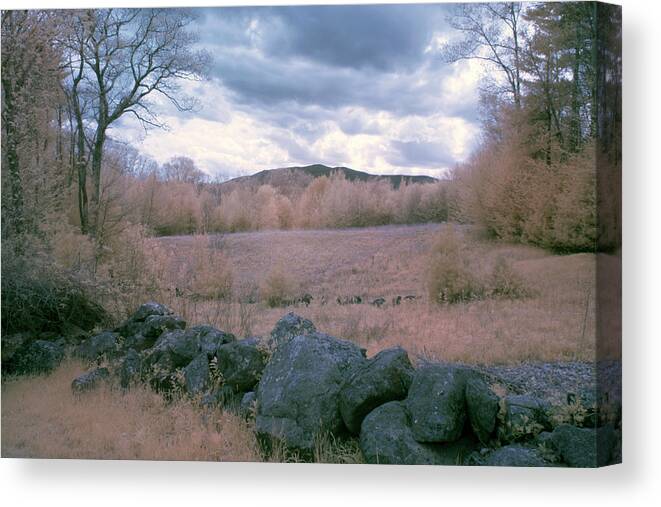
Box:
217 164 437 196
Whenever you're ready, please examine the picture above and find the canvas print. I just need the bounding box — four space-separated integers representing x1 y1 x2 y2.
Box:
1 2 621 467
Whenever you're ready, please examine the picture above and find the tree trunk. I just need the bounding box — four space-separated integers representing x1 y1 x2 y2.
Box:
90 125 106 236
73 101 88 234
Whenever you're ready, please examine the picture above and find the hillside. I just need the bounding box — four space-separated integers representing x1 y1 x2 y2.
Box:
217 164 438 196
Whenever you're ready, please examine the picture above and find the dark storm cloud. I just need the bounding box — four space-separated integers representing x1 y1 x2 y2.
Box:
198 4 470 119
258 4 448 71
201 4 449 70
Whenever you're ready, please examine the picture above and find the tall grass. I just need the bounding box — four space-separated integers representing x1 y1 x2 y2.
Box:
1 359 260 461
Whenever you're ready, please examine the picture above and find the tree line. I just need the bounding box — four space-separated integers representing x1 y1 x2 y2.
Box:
1 4 620 261
445 2 620 252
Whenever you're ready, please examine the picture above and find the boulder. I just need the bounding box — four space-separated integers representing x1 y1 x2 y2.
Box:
187 325 235 356
145 329 199 369
406 365 477 443
11 340 64 375
339 347 414 434
129 301 173 322
501 395 550 441
141 314 186 340
465 376 500 443
216 337 268 393
484 444 550 467
118 314 185 346
549 424 616 467
119 348 142 388
269 312 316 349
183 353 210 395
359 401 477 465
71 367 110 392
255 332 364 453
75 331 119 361
122 333 152 352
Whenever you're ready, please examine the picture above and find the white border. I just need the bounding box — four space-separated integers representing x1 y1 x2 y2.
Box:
3 0 660 506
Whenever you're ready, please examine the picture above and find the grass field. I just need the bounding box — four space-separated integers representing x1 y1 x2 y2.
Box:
2 223 618 460
155 223 603 364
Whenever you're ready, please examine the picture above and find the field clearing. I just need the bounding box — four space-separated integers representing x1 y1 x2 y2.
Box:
155 224 605 364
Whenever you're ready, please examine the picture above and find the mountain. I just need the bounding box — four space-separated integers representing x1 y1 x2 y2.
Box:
217 164 438 196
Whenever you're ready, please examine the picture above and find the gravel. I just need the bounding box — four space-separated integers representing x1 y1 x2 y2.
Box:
419 358 621 408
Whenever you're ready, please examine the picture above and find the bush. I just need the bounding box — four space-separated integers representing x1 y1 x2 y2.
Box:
1 250 108 336
427 228 484 304
187 236 234 300
260 264 298 308
489 256 530 299
427 230 530 305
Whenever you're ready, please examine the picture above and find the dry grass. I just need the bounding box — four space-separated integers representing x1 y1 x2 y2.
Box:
1 359 260 461
151 223 606 365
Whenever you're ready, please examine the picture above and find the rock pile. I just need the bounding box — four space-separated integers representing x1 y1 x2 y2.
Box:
30 303 619 467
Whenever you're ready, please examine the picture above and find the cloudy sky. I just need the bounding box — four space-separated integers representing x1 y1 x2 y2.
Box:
115 4 484 179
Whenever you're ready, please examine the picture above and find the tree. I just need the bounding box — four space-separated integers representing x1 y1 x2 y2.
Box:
62 8 210 235
1 11 65 243
161 156 207 184
444 2 525 108
523 3 597 156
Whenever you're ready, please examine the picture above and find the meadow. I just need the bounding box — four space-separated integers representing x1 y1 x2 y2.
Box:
153 223 600 364
2 222 613 460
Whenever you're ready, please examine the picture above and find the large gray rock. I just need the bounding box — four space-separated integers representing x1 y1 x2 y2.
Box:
255 332 365 453
339 347 414 434
75 331 119 361
549 424 615 467
11 340 64 375
501 395 550 441
118 314 185 346
269 312 316 349
359 401 477 465
129 302 173 322
144 325 235 372
216 337 267 393
183 353 210 395
406 365 477 443
187 325 235 356
484 444 550 467
71 367 110 392
465 376 500 443
116 302 172 338
119 348 142 388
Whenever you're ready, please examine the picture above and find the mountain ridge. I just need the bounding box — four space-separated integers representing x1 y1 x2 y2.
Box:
217 164 438 196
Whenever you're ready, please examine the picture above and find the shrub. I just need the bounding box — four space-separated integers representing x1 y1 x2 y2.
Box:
489 256 530 299
427 228 484 304
1 249 108 336
181 235 234 301
260 264 298 308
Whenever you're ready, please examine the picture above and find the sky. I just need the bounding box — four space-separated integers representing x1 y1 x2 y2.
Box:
114 4 484 179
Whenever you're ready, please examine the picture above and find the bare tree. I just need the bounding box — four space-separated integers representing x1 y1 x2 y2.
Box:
161 155 207 184
62 8 210 236
444 2 525 108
